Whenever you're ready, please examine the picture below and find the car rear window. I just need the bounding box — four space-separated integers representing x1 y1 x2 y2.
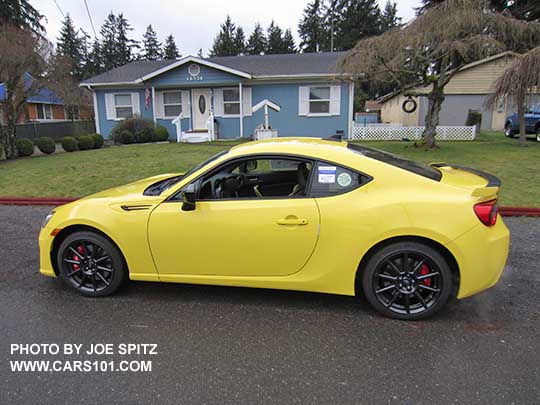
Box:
347 143 442 181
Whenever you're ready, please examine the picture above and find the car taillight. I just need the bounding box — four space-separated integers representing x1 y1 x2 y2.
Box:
474 200 498 226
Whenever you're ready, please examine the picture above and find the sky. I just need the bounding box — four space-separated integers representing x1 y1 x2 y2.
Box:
34 0 422 56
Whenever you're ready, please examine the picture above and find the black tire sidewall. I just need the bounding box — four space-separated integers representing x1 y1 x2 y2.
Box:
56 231 126 297
505 124 514 137
361 242 453 320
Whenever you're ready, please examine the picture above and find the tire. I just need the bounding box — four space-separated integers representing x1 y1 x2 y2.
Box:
360 242 453 320
536 126 540 143
56 231 127 297
504 123 514 138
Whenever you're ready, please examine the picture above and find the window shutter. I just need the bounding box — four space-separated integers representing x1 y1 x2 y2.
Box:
242 87 252 116
213 89 224 117
181 91 190 118
298 86 309 116
131 92 141 116
105 93 116 120
154 91 164 118
330 85 341 116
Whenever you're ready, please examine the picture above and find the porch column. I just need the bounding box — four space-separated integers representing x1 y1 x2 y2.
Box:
239 82 243 138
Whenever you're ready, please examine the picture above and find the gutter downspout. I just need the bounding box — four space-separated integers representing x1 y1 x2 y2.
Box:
239 82 243 138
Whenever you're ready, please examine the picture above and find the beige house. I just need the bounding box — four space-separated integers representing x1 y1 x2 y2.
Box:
379 52 517 131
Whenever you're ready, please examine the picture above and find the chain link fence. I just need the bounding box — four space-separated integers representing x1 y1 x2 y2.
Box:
14 120 96 140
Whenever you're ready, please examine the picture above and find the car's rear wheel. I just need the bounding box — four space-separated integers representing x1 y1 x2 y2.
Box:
361 242 453 320
505 123 514 138
56 231 127 297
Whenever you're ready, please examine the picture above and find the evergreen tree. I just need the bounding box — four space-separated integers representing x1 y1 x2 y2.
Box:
209 15 237 56
163 34 180 59
282 29 297 53
298 0 328 52
56 14 86 80
0 0 44 34
115 13 137 65
85 39 102 77
266 20 287 54
331 0 382 51
99 13 117 71
380 1 401 31
141 24 162 60
234 26 246 55
246 23 266 55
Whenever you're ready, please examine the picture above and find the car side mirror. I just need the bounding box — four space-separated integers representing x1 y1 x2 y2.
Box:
246 160 257 172
181 183 197 211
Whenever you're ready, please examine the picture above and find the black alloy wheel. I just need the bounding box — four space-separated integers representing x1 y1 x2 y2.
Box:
57 231 126 297
361 242 453 320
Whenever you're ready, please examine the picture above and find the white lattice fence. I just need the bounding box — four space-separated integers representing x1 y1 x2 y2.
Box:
351 124 476 141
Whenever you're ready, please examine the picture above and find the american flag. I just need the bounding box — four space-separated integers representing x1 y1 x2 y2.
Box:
145 88 151 110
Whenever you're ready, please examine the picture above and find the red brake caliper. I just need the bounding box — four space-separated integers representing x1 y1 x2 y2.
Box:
72 245 84 270
419 263 431 287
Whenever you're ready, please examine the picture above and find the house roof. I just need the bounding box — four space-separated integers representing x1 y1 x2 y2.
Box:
81 52 348 86
378 51 518 104
0 73 63 104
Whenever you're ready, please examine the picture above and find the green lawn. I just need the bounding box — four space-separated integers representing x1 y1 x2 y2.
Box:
0 133 538 206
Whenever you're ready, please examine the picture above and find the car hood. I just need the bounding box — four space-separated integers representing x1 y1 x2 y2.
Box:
82 173 183 200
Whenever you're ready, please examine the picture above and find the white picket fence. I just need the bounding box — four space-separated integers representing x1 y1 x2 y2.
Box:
351 124 477 141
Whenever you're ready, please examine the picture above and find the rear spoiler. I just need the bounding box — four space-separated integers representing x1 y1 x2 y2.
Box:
430 163 501 188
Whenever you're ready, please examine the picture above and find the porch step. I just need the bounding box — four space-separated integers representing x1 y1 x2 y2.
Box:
180 130 211 143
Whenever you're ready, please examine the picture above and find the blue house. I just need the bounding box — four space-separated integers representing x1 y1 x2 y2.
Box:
80 52 354 141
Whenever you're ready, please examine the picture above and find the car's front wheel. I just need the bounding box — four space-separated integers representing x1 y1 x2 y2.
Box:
536 126 540 142
361 241 453 320
56 231 127 297
505 123 514 138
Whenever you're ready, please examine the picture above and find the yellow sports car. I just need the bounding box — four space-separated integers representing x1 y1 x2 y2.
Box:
39 138 509 320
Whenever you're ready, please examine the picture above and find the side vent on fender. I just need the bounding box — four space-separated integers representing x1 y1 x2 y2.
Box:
120 204 152 212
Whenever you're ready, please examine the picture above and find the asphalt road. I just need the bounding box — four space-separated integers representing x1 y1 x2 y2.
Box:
1 206 539 404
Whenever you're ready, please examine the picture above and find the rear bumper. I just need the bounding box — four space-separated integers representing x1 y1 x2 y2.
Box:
447 216 510 299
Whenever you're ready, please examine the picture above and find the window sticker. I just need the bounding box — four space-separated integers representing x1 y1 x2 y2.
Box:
318 165 336 183
337 172 352 187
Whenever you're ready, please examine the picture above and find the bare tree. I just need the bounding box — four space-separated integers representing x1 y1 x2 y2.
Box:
0 24 48 159
340 0 540 148
486 47 540 146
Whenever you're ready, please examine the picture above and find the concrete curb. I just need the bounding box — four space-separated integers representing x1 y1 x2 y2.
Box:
1 197 540 217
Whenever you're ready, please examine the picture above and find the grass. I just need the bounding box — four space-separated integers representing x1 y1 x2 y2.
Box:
0 133 538 206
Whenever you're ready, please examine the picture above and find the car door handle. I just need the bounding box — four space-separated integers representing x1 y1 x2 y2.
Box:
277 218 308 226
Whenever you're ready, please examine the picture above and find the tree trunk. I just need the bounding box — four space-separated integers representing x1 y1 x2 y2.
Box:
421 82 445 148
517 98 527 147
0 116 18 160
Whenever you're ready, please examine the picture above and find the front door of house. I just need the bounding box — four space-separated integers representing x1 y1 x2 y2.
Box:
192 89 212 130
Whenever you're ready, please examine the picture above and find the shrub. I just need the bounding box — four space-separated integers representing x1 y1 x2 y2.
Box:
16 138 34 157
36 137 56 154
135 128 152 144
0 144 4 160
119 130 135 144
111 117 155 143
77 135 94 150
153 125 169 142
90 133 104 149
466 110 482 128
61 136 78 152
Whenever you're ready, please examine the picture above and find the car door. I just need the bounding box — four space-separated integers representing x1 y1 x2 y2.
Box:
147 156 320 277
524 105 537 133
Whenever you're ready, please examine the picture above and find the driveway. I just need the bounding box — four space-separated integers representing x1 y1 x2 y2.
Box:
1 206 539 404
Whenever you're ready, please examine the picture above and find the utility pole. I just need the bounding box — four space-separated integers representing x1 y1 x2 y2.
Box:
330 0 335 52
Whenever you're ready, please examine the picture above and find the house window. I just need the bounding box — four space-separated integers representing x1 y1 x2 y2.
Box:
37 104 53 120
163 92 182 117
309 87 331 114
223 89 240 116
65 106 80 121
114 94 133 118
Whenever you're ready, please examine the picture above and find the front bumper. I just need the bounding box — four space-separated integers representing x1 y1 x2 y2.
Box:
39 228 56 277
447 216 510 299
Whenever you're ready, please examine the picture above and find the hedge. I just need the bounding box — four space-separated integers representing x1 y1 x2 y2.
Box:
61 136 78 152
16 138 34 157
36 137 56 154
77 135 94 150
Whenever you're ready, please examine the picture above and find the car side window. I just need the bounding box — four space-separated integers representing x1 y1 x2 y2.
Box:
308 161 365 197
198 157 313 200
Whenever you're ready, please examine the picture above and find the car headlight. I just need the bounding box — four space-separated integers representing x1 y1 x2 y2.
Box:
41 212 55 229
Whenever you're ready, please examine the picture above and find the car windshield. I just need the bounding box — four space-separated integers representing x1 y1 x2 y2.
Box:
144 149 230 196
347 143 442 181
